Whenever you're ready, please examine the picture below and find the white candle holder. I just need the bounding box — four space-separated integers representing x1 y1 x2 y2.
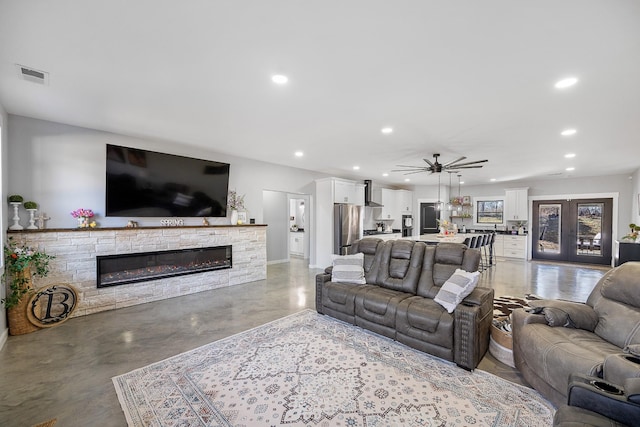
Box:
9 202 23 230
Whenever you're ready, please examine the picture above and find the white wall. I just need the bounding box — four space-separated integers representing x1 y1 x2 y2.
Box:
263 190 289 263
0 101 8 348
632 168 640 227
7 114 328 228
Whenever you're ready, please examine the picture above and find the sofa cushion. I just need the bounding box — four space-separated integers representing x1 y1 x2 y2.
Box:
373 240 425 294
600 261 640 308
396 296 454 349
351 238 383 283
331 253 366 284
434 269 480 313
527 300 599 330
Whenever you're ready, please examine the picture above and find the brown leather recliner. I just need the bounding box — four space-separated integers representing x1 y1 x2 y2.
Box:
316 238 494 370
513 261 640 408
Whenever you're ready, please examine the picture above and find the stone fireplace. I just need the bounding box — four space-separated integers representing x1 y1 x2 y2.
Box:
9 225 266 317
96 245 232 288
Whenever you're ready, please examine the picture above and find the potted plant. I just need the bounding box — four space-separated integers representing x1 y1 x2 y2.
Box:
1 237 55 335
8 195 24 230
24 201 37 210
622 223 640 242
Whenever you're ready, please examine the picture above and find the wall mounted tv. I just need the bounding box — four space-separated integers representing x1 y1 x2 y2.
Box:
106 144 230 217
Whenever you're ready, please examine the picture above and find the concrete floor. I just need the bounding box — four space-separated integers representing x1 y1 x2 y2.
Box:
0 257 610 427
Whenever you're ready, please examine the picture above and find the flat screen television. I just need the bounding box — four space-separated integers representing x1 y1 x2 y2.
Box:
105 144 230 217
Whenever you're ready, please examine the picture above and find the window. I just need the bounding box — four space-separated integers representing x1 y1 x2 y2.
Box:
473 198 504 225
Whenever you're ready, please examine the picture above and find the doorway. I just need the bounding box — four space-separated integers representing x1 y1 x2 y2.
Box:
420 202 441 234
531 198 612 265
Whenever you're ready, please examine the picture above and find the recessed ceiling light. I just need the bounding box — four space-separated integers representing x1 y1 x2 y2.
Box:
561 129 577 136
555 77 578 89
490 178 497 182
382 173 389 177
353 166 360 170
460 181 465 185
566 167 575 171
294 151 303 157
381 127 393 134
404 178 410 182
272 75 288 84
564 153 576 158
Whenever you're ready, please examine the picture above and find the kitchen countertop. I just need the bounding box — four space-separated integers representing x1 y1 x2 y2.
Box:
363 229 401 236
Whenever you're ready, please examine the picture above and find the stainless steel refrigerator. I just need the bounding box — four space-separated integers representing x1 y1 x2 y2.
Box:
334 204 363 255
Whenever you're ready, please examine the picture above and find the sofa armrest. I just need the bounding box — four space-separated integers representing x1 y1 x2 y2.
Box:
315 272 332 314
461 286 493 307
527 299 599 331
454 287 494 370
565 373 640 426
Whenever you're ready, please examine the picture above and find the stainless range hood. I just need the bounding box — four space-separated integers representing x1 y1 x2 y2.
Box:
364 180 383 207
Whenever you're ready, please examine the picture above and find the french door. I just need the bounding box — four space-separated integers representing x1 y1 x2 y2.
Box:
420 203 441 234
531 198 612 265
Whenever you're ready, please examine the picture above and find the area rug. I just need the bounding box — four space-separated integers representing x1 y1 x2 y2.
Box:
493 294 543 318
113 309 554 426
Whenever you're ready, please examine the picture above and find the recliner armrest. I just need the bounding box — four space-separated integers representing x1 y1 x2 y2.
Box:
527 299 598 330
566 373 640 426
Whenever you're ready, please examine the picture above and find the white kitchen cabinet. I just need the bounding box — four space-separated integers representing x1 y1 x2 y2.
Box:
501 234 527 259
290 232 304 256
505 188 528 221
396 190 413 214
377 188 397 220
333 179 364 205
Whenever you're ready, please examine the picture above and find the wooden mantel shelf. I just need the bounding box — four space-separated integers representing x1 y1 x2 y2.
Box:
7 224 267 233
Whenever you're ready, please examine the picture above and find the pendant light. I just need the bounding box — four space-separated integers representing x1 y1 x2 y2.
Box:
435 174 443 211
447 172 455 211
457 174 463 212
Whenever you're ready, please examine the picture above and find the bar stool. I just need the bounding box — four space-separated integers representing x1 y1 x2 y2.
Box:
473 235 485 271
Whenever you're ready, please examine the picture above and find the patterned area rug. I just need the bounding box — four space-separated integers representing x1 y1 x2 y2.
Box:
113 310 554 426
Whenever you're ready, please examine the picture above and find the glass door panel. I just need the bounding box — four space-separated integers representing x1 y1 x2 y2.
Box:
538 204 561 254
576 203 603 257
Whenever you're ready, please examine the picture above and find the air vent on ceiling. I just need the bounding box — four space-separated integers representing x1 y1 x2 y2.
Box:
16 64 49 85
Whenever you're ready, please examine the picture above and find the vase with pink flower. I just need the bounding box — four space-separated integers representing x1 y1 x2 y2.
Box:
71 208 96 228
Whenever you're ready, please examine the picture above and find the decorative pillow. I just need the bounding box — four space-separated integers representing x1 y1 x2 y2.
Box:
331 253 366 285
434 269 481 313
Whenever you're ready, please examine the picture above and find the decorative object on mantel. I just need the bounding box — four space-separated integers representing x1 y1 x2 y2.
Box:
8 194 24 230
70 208 97 228
35 211 51 229
622 223 640 242
24 201 39 230
227 190 245 225
1 237 55 335
202 217 209 226
126 220 138 228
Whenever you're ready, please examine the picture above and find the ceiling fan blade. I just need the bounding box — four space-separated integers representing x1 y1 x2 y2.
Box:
395 164 426 168
422 158 435 167
446 159 488 168
403 170 430 175
456 165 485 169
443 156 466 167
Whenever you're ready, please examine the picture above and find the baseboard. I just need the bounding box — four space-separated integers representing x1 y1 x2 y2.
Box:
0 327 8 351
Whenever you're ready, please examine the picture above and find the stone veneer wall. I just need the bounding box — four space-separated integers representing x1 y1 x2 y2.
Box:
8 225 266 317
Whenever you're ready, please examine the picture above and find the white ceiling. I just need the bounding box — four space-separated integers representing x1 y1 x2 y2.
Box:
1 0 639 186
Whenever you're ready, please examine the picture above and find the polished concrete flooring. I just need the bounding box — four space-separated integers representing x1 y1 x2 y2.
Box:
0 257 610 427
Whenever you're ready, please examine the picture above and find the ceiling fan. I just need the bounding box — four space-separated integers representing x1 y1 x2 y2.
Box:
393 153 488 175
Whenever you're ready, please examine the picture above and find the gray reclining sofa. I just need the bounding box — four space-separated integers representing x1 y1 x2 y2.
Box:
315 238 494 370
513 261 640 408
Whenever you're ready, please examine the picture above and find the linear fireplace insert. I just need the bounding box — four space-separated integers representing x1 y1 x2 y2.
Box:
96 245 232 288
